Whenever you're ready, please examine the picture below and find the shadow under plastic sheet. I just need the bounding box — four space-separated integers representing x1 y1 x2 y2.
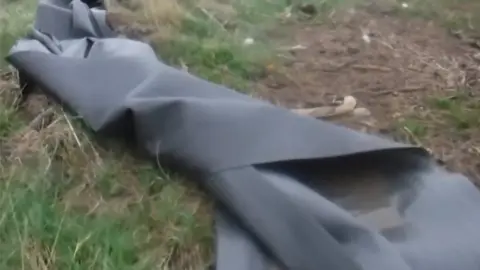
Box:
6 0 480 269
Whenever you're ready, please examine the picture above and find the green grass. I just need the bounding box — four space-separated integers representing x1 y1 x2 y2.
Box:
114 0 355 92
0 163 211 269
1 0 302 266
398 118 428 138
0 0 223 266
387 0 480 152
430 93 480 132
6 0 480 268
0 0 36 66
394 91 480 147
0 105 22 138
0 171 142 269
150 0 291 92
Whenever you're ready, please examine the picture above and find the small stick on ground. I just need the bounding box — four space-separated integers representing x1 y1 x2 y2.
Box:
373 86 426 96
403 126 423 147
199 7 228 33
27 107 54 130
320 60 357 72
352 64 392 72
63 112 83 149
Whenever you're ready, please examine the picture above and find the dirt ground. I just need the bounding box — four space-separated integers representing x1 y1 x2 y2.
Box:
257 4 480 183
8 1 480 184
1 0 480 268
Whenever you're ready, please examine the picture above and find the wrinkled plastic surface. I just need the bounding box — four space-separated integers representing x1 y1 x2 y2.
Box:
7 0 480 269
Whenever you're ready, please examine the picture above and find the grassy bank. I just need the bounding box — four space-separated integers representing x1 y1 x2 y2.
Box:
2 0 480 269
0 0 338 268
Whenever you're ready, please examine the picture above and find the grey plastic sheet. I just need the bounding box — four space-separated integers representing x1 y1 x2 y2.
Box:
6 0 480 269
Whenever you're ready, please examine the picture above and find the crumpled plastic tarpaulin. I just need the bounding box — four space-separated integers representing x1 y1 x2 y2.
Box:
6 0 480 269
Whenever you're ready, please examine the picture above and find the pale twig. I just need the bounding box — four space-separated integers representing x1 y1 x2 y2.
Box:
73 233 93 260
372 86 426 96
320 59 357 72
86 201 101 216
27 107 54 130
47 209 66 268
158 244 176 269
352 64 392 72
403 126 423 147
62 111 103 167
199 7 228 33
85 138 103 167
62 111 83 149
88 248 102 269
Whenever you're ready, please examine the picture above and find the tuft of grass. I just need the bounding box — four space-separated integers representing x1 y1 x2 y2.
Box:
0 164 212 270
399 118 428 138
108 0 352 92
150 0 291 92
0 167 142 269
0 0 356 268
0 78 212 269
430 93 480 131
0 0 36 66
1 129 212 269
394 91 480 146
0 105 22 138
0 80 23 139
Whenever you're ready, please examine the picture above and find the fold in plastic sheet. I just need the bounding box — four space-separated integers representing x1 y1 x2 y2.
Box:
7 0 480 269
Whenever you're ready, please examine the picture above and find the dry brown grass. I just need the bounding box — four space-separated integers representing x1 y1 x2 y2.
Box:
105 0 237 43
0 71 213 269
1 2 247 267
6 0 480 268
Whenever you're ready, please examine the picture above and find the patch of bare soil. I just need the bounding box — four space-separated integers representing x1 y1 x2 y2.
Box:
258 7 480 182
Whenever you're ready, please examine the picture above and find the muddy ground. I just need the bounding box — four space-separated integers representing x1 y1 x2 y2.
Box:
257 4 480 183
